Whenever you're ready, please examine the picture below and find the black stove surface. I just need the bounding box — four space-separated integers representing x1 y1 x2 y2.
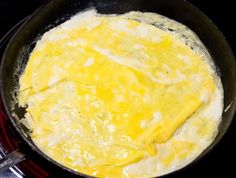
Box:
0 0 235 178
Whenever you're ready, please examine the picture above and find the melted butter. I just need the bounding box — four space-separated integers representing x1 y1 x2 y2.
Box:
18 10 223 178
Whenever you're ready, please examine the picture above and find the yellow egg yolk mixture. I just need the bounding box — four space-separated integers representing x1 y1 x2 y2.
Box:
18 11 221 178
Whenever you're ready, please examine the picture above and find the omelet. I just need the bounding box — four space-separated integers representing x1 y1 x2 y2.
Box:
18 10 223 177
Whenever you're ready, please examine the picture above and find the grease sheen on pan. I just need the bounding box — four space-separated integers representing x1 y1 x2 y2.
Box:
18 10 223 178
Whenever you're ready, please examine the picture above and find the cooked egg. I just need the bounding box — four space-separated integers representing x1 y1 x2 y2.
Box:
18 10 223 178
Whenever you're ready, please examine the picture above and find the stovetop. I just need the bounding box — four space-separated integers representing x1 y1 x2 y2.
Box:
0 0 235 177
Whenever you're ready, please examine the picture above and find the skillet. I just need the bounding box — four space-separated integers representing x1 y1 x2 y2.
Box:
0 0 235 177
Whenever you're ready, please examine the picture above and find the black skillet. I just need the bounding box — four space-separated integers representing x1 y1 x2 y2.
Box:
0 0 235 177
